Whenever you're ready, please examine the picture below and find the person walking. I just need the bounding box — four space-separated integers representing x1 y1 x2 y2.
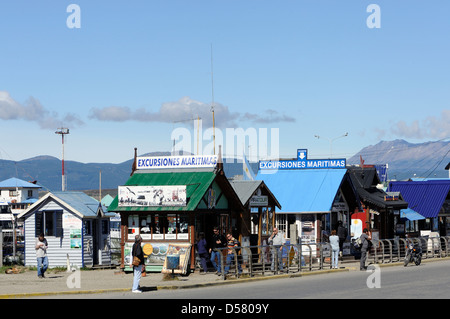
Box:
131 235 144 293
209 227 226 274
329 230 340 269
360 228 372 271
197 232 209 274
35 233 48 278
268 227 285 271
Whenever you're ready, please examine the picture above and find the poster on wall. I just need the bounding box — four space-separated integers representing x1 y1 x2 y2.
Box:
63 213 82 249
124 242 189 270
161 243 192 275
118 185 186 207
70 229 82 249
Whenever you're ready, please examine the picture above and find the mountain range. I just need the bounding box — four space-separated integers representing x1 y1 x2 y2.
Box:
1 139 450 192
348 139 450 180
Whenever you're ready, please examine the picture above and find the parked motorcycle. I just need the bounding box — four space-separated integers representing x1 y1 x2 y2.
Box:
404 242 422 266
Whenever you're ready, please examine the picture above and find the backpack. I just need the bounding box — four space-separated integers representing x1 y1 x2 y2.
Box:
353 237 362 250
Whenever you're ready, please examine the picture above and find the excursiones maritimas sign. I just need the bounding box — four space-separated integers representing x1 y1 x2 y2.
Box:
259 149 346 170
137 155 218 170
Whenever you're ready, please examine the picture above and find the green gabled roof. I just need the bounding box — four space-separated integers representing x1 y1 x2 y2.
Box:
108 171 216 212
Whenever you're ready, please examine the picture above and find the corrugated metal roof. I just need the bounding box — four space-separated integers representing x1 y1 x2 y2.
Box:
108 171 216 212
229 180 262 206
0 177 42 188
229 180 281 209
52 191 102 217
18 191 113 219
389 180 450 218
256 169 347 213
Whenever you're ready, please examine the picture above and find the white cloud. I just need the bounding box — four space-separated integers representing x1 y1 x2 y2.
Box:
0 91 84 129
89 96 295 127
391 110 450 140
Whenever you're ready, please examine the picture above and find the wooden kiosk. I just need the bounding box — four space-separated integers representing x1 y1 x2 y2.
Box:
107 151 244 272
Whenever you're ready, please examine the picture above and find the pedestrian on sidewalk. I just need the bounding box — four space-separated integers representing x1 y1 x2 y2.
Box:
197 232 209 274
131 235 144 293
209 226 226 275
268 227 285 271
360 228 372 271
35 233 48 278
329 230 340 269
223 232 242 276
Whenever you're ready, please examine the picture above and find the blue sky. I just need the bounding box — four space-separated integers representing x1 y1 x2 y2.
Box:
1 1 449 164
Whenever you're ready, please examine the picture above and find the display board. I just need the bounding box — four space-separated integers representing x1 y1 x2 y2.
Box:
161 243 192 275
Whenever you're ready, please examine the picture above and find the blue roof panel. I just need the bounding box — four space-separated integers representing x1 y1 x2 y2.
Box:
256 169 347 213
389 181 450 218
0 177 42 188
400 208 426 221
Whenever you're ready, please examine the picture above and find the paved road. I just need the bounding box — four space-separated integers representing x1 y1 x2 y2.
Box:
34 259 450 299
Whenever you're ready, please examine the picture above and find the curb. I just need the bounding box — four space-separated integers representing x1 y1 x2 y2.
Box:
0 288 132 299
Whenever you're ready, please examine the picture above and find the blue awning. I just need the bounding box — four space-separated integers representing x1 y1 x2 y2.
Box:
400 208 425 221
389 180 450 218
256 169 347 214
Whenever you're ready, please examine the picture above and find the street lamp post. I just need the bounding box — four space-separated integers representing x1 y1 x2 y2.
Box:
314 132 348 158
55 127 70 191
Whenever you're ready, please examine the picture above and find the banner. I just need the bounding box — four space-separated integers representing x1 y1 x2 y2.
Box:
118 185 187 207
259 148 346 170
136 155 217 170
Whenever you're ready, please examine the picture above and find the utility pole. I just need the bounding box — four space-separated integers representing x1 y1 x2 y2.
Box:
210 43 216 155
55 128 70 191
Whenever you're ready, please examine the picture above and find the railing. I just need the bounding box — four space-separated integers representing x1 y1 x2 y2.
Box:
210 236 450 280
213 242 334 280
367 236 450 265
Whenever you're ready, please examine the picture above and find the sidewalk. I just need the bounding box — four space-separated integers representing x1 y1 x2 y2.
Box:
4 258 421 298
0 262 362 299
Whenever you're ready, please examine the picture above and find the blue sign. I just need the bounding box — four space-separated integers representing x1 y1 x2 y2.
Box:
375 164 388 183
259 149 346 170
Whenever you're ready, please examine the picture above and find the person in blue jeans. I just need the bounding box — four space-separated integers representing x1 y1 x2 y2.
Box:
35 233 48 278
197 232 209 274
209 227 226 274
131 235 144 293
223 232 242 275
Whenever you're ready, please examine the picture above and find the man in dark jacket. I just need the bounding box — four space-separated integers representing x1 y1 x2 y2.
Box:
209 227 226 274
132 235 144 293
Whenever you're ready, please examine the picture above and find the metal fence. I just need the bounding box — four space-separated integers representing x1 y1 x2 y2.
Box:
368 236 450 265
1 230 25 266
211 236 450 280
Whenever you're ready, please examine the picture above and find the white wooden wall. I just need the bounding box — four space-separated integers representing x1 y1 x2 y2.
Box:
24 211 84 268
23 201 112 268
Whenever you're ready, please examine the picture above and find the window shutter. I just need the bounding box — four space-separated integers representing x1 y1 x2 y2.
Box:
35 212 43 237
56 212 63 237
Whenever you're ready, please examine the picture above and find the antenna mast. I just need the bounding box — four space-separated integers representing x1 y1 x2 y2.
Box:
55 127 70 191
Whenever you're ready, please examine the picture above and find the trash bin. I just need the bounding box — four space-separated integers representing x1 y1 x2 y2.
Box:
166 254 180 278
167 254 180 270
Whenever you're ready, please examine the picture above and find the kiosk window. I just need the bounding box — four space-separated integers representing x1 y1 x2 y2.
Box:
35 211 63 237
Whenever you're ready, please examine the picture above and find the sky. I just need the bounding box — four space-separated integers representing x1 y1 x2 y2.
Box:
0 1 449 164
